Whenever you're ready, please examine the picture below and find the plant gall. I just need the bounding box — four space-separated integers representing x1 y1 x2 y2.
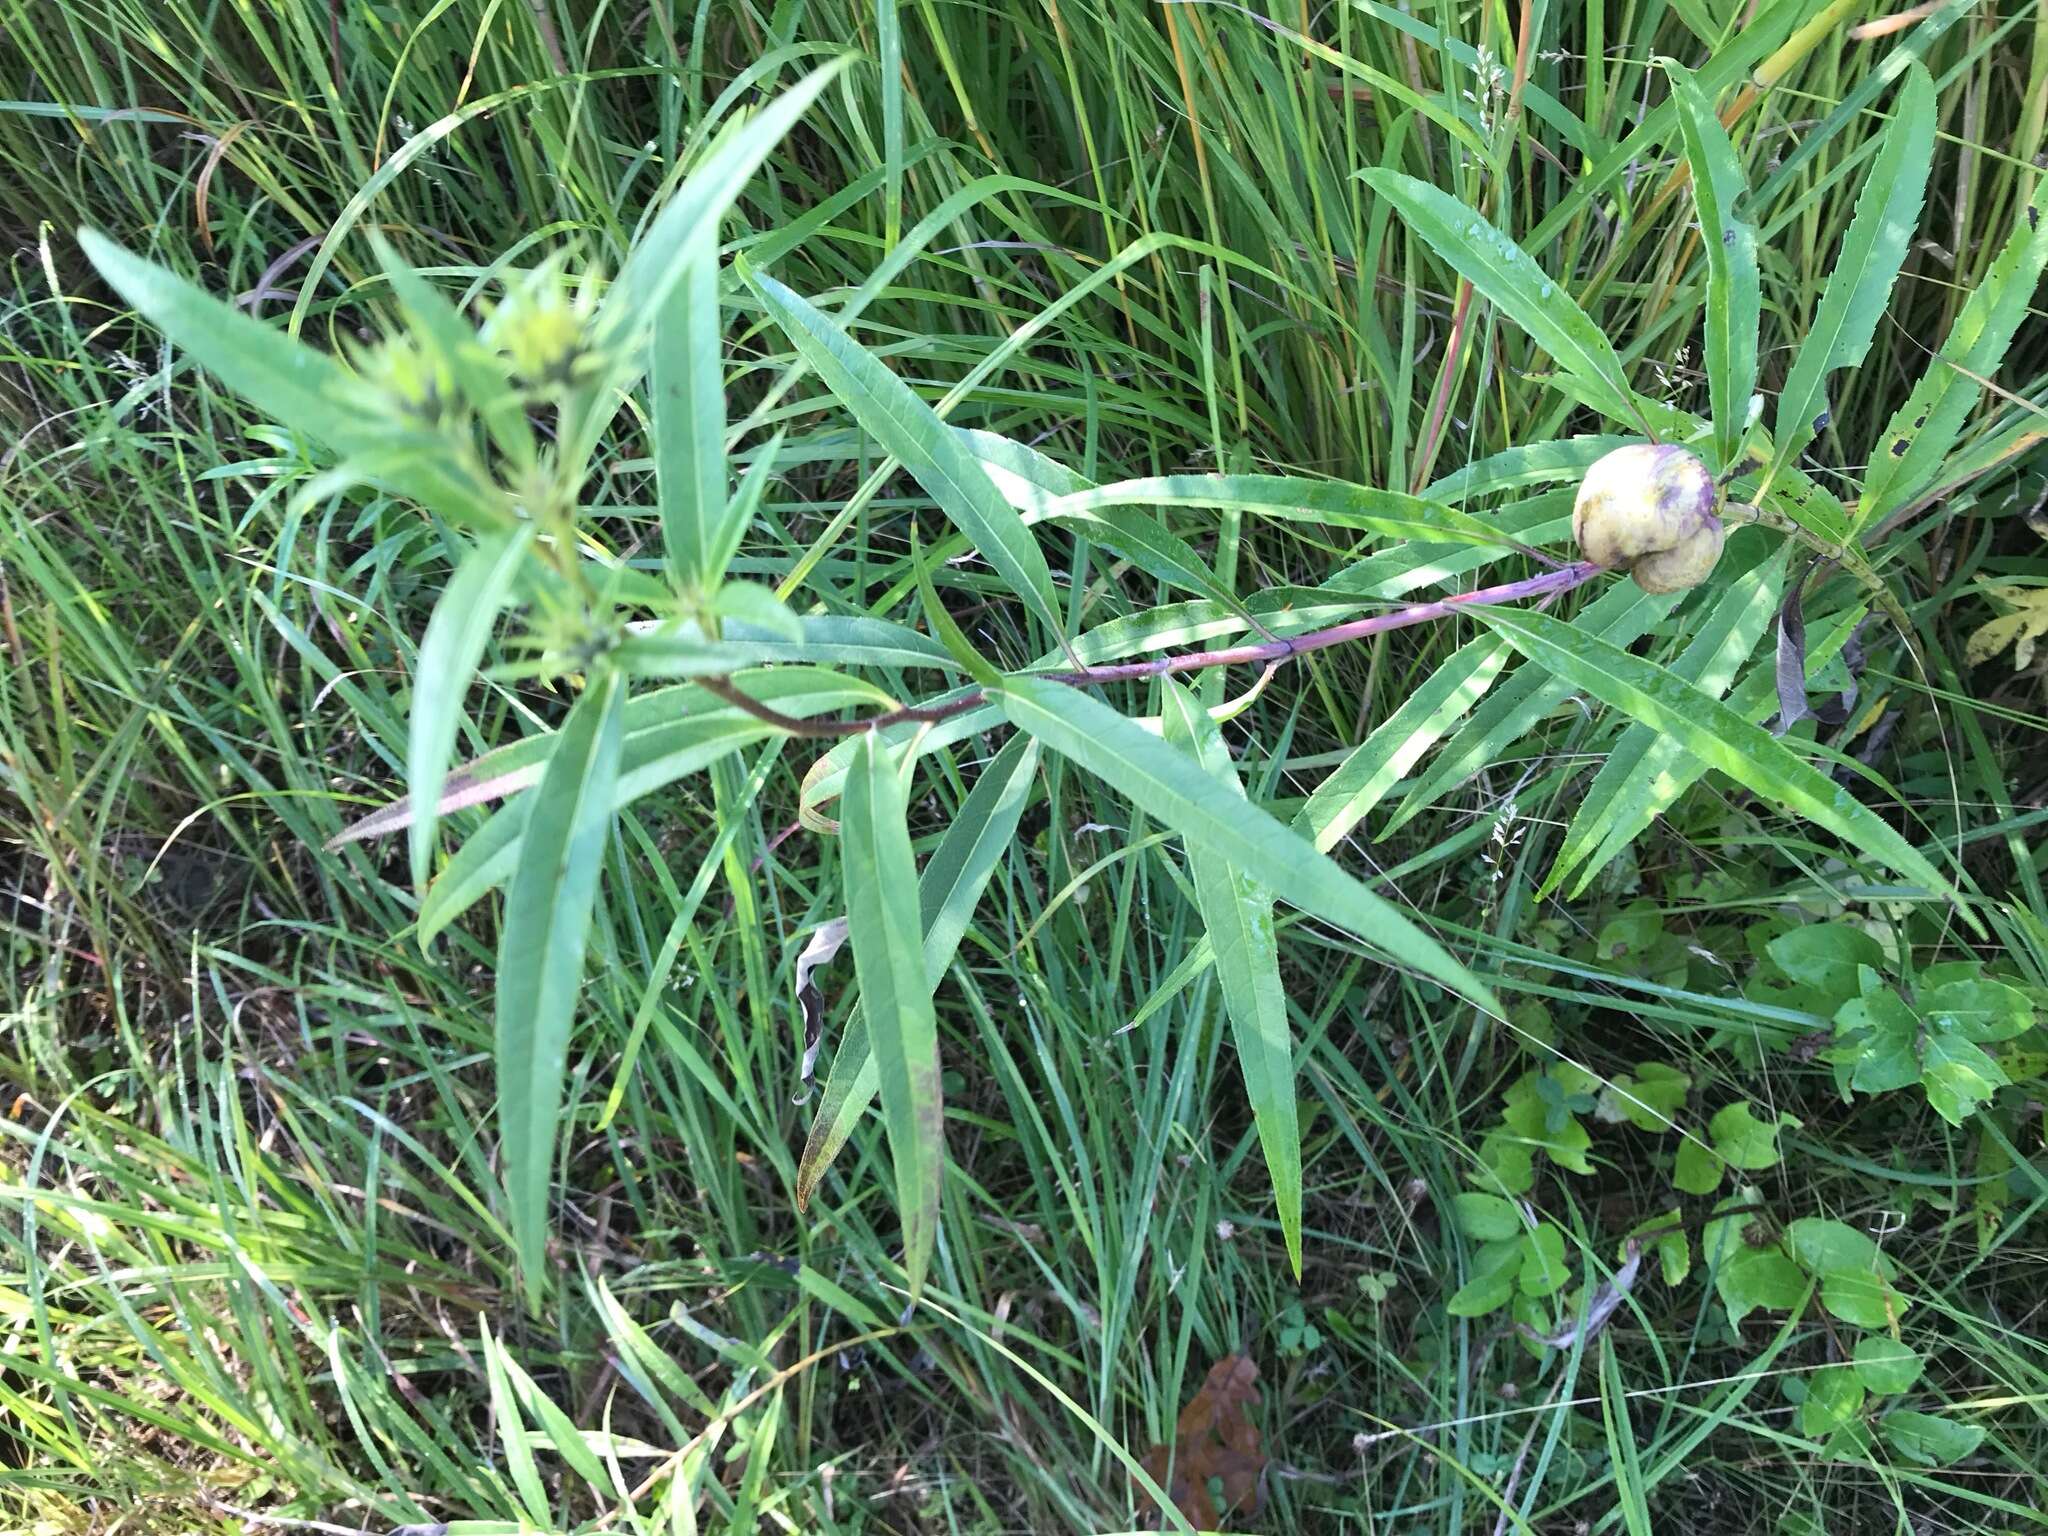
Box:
1572 443 1725 594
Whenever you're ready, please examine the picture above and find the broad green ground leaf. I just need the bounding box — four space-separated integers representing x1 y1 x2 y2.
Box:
1477 605 1967 918
407 525 535 889
1359 169 1643 425
1519 1223 1569 1298
748 269 1064 637
1703 1203 1807 1325
1919 1032 2008 1127
1162 680 1302 1276
1856 173 2048 528
497 667 625 1306
797 735 1039 1208
1800 1366 1865 1437
1853 1337 1924 1395
839 733 942 1302
1447 1237 1522 1316
1768 924 1887 999
1790 1217 1909 1329
1452 1192 1522 1242
1709 1102 1791 1170
1880 1411 1985 1467
841 731 945 1298
1666 61 1760 469
1598 1062 1690 1132
997 678 1497 1014
1769 64 1934 480
1673 1136 1722 1197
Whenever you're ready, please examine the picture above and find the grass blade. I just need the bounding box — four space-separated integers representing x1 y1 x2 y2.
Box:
798 734 1039 1208
998 677 1497 1013
1768 64 1935 484
495 666 625 1306
1476 606 1967 916
407 525 534 890
841 730 946 1297
1161 681 1302 1277
1358 170 1644 427
748 268 1065 638
1666 61 1760 470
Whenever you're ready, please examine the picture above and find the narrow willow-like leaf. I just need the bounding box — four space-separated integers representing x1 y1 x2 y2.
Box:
1667 61 1759 470
599 62 845 360
841 731 945 1298
1856 173 2048 528
747 268 1065 637
797 735 1039 1208
413 673 885 943
77 228 497 527
999 678 1497 1012
1477 607 1966 916
1040 501 1250 618
1161 681 1302 1277
1297 638 1511 852
1545 556 1785 898
1359 170 1642 425
1768 64 1934 482
654 226 727 590
1051 474 1506 548
618 614 964 676
408 526 535 889
1574 607 1859 892
497 667 625 1306
1383 579 1674 839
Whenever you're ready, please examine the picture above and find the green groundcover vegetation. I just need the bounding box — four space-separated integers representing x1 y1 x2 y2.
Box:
3 1 2047 1531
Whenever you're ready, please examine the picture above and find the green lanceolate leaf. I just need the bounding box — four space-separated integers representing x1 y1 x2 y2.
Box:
841 730 946 1298
496 666 625 1306
1768 64 1935 484
998 677 1497 1013
1545 554 1784 898
1297 638 1511 852
408 525 536 890
798 734 1039 1208
1047 475 1507 549
77 227 498 527
1160 680 1303 1277
1856 172 2048 529
1666 61 1760 470
654 226 729 591
1476 605 1968 919
599 62 846 363
1359 169 1643 427
747 268 1065 638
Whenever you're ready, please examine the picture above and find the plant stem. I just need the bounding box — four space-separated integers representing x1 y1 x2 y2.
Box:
704 561 1604 739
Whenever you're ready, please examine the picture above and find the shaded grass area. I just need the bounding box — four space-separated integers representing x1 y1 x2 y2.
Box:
4 0 2048 1531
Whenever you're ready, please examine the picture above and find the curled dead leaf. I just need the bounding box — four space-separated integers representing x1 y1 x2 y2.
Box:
1136 1354 1266 1529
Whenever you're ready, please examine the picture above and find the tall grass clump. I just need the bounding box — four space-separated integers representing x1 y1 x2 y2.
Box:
4 1 2047 1532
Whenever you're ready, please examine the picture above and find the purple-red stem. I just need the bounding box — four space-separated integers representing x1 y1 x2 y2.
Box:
699 561 1604 739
